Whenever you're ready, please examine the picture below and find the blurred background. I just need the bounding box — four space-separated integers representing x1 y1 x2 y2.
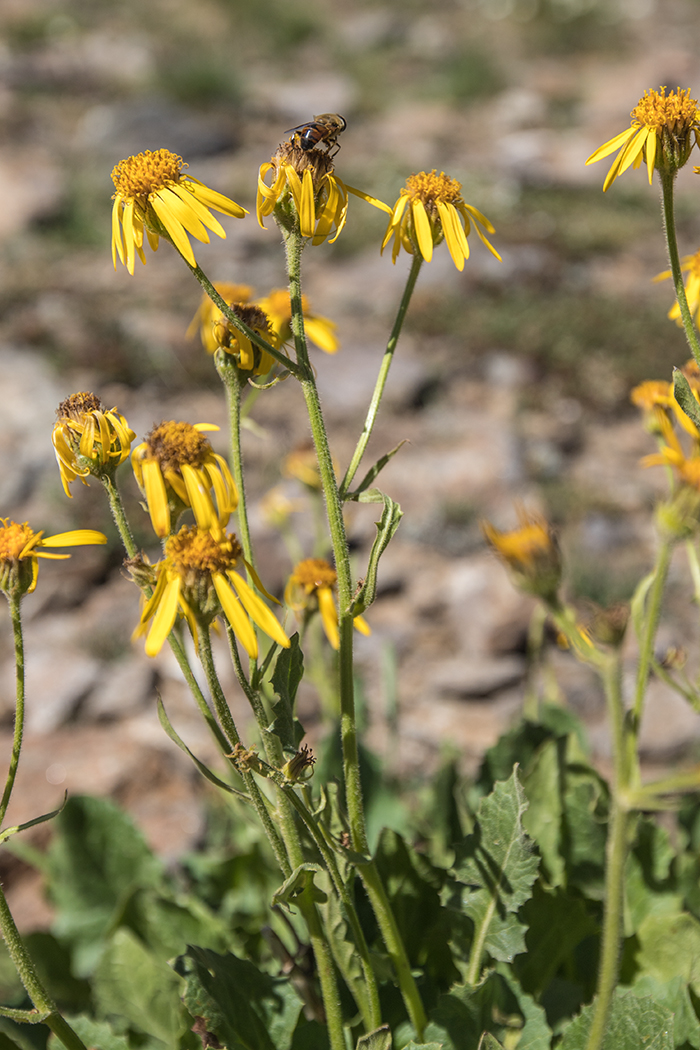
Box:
2 0 700 924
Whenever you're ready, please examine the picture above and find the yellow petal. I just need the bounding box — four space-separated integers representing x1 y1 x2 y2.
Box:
228 571 290 648
40 530 107 547
172 184 226 237
186 178 248 218
112 197 125 268
157 186 210 242
353 614 371 637
585 126 637 165
317 586 339 649
181 463 216 531
304 316 339 353
300 169 316 238
213 573 258 657
437 201 467 270
145 576 181 657
411 200 434 262
150 195 196 266
345 184 393 213
142 458 171 537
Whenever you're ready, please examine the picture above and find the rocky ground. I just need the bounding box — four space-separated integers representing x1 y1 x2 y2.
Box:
3 0 700 927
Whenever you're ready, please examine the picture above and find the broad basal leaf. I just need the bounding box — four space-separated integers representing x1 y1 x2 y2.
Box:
558 988 674 1050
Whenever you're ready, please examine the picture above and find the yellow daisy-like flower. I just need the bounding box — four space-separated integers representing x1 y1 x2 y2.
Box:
282 446 323 490
482 509 561 601
52 392 136 497
586 87 700 191
111 149 247 274
381 170 501 271
255 289 339 354
0 518 106 600
257 141 389 245
134 525 290 659
132 421 238 539
188 282 255 355
285 557 370 650
187 285 280 375
654 248 700 325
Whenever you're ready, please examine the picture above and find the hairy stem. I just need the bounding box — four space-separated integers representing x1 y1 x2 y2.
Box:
0 597 25 829
632 539 673 729
660 167 700 367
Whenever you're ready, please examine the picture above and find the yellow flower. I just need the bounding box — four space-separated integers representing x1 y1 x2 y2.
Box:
482 509 561 600
255 289 339 354
111 149 247 274
259 487 303 529
285 558 370 650
52 392 136 497
188 282 255 355
257 141 388 245
132 421 238 539
134 525 290 659
0 519 106 600
187 285 280 374
654 249 700 325
381 170 501 270
586 87 700 191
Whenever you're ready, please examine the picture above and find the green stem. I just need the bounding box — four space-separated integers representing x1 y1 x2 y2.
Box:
632 539 673 729
227 628 380 1030
283 226 427 1039
0 597 25 829
188 263 301 377
340 254 423 498
102 476 137 558
585 653 631 1050
216 355 256 570
197 630 291 878
659 168 700 367
0 883 88 1050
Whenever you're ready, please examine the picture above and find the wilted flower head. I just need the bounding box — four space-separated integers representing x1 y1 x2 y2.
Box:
134 525 290 659
111 149 247 273
257 140 388 245
0 519 106 601
285 557 370 650
52 392 136 496
132 421 238 539
382 170 500 270
482 509 561 601
188 283 255 355
586 87 700 190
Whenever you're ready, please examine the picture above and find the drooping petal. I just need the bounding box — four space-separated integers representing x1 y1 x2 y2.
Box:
142 458 171 537
228 571 290 648
411 200 434 262
145 576 182 657
181 463 216 531
39 530 107 547
150 194 197 267
316 586 339 649
213 573 258 657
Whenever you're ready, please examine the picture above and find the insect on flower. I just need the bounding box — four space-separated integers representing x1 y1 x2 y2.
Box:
286 114 347 156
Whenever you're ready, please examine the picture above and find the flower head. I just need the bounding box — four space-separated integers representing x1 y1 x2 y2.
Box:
257 141 388 245
382 170 501 270
255 289 339 354
285 557 370 650
0 519 106 601
482 509 561 601
282 446 323 490
52 392 136 496
654 248 700 326
586 87 700 191
132 421 238 539
134 525 290 658
187 284 279 374
111 149 247 274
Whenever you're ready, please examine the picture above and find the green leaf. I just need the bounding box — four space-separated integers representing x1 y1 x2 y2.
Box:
270 634 305 752
23 932 90 1011
374 829 460 986
346 441 408 498
350 489 403 616
516 883 598 999
630 570 656 646
46 796 162 976
157 698 248 800
0 794 67 846
48 1017 130 1050
93 927 185 1045
477 1037 504 1050
673 367 700 430
625 817 682 931
634 911 700 989
426 969 549 1050
178 946 303 1050
272 864 326 908
356 1026 392 1050
632 975 700 1049
452 769 539 965
558 988 674 1050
